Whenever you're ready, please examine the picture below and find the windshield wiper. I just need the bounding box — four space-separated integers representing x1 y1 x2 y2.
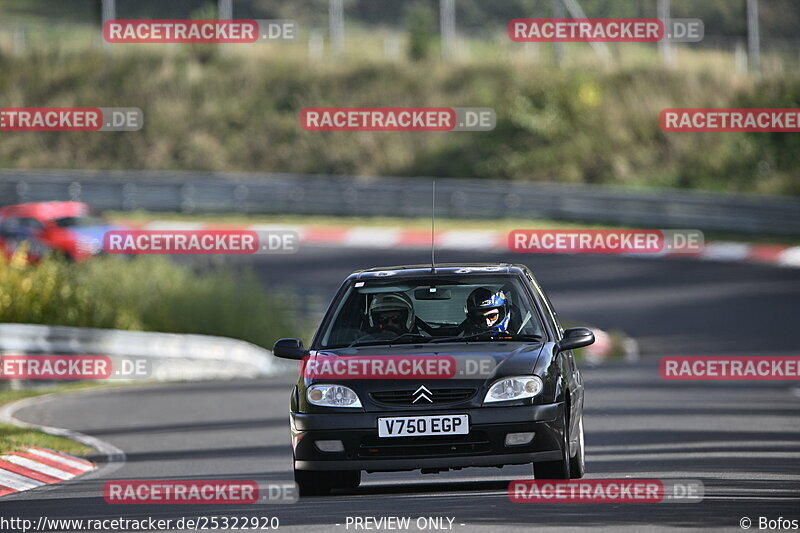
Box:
429 332 493 344
505 334 544 342
387 333 433 346
429 332 543 344
346 332 542 348
347 333 431 348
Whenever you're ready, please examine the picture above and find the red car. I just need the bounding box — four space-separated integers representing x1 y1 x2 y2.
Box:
0 201 121 262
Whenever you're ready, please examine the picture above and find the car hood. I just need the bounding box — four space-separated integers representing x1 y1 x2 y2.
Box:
305 343 545 412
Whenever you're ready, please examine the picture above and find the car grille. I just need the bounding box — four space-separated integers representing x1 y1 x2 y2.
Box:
370 388 476 405
358 432 491 458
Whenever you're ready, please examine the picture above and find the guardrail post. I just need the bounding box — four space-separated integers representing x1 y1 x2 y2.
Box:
180 184 195 213
15 181 28 203
122 183 137 210
68 182 82 201
747 0 761 76
329 0 345 57
13 27 27 55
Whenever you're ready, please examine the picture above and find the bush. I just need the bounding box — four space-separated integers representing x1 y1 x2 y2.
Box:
0 249 298 349
1 47 798 195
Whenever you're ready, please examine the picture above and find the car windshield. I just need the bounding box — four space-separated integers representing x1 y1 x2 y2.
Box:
317 274 546 349
53 216 105 228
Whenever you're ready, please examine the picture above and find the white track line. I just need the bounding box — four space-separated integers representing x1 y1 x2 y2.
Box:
778 246 800 268
0 469 45 491
343 228 401 248
437 230 502 250
0 455 72 480
699 242 752 262
27 448 93 471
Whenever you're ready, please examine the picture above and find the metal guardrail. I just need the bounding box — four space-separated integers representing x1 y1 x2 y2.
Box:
0 323 290 385
1 169 799 235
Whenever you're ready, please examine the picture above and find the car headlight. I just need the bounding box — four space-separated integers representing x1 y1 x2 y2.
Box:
307 384 362 408
77 238 101 254
483 375 543 403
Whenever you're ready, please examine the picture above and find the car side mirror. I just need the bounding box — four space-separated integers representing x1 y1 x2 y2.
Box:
273 338 308 360
558 327 595 351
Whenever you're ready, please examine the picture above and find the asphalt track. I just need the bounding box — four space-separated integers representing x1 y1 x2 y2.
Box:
2 247 799 532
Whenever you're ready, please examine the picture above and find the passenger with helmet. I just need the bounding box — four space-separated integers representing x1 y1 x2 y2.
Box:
366 292 417 337
464 287 511 335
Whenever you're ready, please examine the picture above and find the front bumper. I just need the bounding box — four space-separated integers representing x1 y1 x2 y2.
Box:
292 403 565 472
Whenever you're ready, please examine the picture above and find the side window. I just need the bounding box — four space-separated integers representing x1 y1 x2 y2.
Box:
25 218 45 230
0 217 24 237
526 270 575 370
10 218 45 232
320 286 364 346
526 270 562 336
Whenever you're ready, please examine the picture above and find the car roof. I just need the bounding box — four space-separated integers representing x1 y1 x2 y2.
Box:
0 201 89 220
347 263 529 280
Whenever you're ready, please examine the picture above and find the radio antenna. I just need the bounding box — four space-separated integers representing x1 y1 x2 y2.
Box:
431 178 436 273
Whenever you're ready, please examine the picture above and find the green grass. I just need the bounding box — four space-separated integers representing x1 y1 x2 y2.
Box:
0 423 92 456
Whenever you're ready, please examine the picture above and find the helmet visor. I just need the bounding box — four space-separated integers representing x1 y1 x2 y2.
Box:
471 308 502 327
374 309 407 327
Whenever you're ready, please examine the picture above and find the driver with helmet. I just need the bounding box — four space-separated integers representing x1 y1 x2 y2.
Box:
366 293 416 337
464 287 511 335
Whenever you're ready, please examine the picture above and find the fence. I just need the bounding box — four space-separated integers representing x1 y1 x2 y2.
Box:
1 169 799 235
0 323 290 387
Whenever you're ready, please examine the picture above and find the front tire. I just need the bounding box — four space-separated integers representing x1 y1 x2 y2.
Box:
533 410 571 479
569 414 586 479
294 467 360 496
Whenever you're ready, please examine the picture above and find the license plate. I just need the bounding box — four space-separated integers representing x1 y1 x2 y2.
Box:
377 415 469 438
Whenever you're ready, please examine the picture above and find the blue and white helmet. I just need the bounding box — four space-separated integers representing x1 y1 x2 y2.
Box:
466 287 510 333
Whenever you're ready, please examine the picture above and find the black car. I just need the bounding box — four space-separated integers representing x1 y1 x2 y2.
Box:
273 263 594 496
